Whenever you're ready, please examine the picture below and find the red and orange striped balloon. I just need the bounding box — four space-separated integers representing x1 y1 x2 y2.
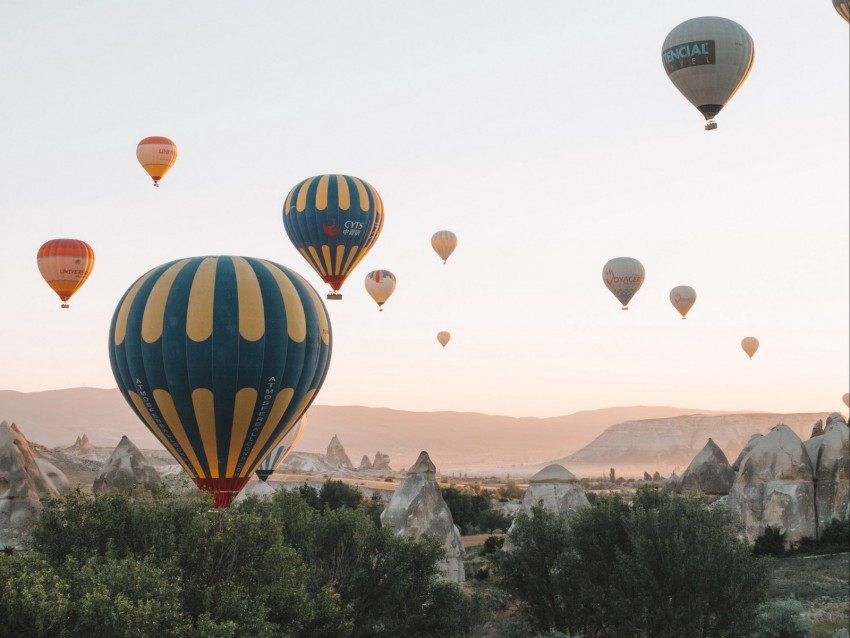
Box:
136 136 178 186
36 239 95 308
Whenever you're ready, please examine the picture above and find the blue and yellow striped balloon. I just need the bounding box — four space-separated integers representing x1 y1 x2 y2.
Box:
108 256 332 507
283 174 384 299
255 415 306 482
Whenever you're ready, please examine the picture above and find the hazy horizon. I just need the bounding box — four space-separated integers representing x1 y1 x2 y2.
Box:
1 3 846 420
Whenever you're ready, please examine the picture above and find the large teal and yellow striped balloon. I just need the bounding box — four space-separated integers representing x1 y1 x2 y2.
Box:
108 256 332 507
283 174 384 300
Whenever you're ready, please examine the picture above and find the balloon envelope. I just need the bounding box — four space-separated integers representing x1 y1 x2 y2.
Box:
431 230 458 264
741 337 759 359
662 17 754 129
255 416 307 482
602 257 645 309
834 0 850 23
365 270 397 310
843 393 849 408
282 174 384 299
37 239 95 308
108 256 332 507
669 285 697 318
136 136 178 186
437 331 451 348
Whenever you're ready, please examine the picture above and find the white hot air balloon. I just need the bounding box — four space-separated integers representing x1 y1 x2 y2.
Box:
741 337 759 359
255 417 307 482
603 257 645 309
669 285 697 319
437 331 451 348
431 230 458 264
364 270 397 311
662 17 754 130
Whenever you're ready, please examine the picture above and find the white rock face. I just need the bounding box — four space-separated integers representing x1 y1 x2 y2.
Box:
724 424 816 547
372 451 391 471
0 421 59 549
235 480 277 502
34 457 71 495
519 464 590 516
381 451 465 585
731 434 763 472
92 435 161 495
810 414 849 532
326 435 353 469
565 413 829 474
678 438 735 496
358 455 372 471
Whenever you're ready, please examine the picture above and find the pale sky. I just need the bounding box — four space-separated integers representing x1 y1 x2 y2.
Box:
0 2 847 418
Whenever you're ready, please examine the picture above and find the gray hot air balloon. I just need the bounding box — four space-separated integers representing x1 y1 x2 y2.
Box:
834 0 850 23
602 257 645 310
662 17 754 130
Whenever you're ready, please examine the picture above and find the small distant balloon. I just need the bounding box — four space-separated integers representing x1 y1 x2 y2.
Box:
365 270 397 311
843 393 849 408
431 230 458 264
741 337 759 359
136 136 178 186
662 17 754 130
37 239 95 309
437 331 451 348
255 417 307 482
603 257 645 309
834 0 850 23
669 286 697 319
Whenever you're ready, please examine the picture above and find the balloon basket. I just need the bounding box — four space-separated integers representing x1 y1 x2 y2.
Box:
705 120 717 131
61 304 69 309
327 292 342 300
193 477 251 508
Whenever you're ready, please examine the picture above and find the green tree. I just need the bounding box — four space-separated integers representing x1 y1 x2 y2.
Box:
500 487 768 637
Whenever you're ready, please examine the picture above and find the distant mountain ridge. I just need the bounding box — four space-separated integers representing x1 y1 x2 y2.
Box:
0 386 798 475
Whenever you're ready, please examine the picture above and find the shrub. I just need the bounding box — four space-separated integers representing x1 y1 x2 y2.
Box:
754 526 787 557
755 597 810 638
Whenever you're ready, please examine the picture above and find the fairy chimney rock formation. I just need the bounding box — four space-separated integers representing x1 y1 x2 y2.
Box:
678 438 736 497
0 421 59 549
518 464 590 519
810 414 849 533
372 451 391 471
92 436 161 495
326 435 353 469
810 420 825 438
724 424 816 547
380 451 465 584
731 433 763 472
358 455 373 471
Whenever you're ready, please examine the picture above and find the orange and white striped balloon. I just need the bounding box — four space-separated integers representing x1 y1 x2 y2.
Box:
136 136 178 186
37 239 95 308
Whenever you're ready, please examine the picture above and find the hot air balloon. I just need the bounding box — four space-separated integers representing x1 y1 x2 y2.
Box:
108 256 332 508
37 239 95 308
843 393 849 408
136 136 178 186
602 257 645 309
437 331 451 348
365 270 397 311
283 174 384 300
431 230 458 264
669 285 697 319
834 0 850 23
255 416 307 482
662 17 754 130
741 337 759 359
